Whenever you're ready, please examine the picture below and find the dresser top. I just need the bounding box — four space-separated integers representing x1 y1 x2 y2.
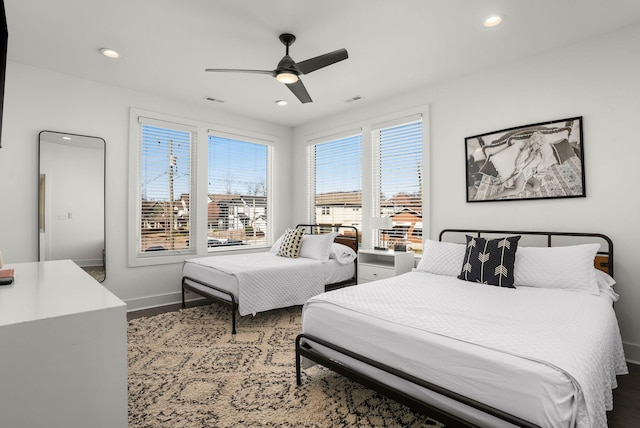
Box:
0 260 125 327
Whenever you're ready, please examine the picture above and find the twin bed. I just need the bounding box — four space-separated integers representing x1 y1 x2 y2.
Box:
296 229 628 428
181 224 358 333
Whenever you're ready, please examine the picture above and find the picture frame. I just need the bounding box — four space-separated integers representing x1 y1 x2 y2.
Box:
465 116 585 202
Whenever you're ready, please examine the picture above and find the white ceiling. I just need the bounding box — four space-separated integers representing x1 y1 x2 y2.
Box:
6 0 640 127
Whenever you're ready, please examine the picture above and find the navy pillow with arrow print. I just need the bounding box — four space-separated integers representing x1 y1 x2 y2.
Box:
458 235 521 288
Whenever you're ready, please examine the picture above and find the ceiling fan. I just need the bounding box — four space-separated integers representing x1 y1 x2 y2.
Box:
205 33 348 104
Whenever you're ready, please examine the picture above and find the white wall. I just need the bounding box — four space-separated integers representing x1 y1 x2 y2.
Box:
292 24 640 362
0 62 293 310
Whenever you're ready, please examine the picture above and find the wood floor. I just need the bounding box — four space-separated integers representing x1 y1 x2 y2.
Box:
128 303 640 427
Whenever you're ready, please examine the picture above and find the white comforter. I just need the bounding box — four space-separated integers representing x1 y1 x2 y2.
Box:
186 252 330 316
305 271 627 428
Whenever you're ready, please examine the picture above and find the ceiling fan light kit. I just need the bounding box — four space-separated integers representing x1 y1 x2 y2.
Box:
275 71 298 84
206 33 348 104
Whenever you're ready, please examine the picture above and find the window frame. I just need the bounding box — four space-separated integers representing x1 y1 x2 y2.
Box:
128 110 199 267
304 106 429 250
128 109 276 267
306 128 363 229
371 116 424 253
206 128 274 253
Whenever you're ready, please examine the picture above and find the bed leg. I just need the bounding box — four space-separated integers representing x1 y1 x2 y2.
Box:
295 335 302 385
231 308 236 335
181 283 186 309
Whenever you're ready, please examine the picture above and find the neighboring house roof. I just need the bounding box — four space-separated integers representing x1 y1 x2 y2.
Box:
390 207 422 218
207 193 267 222
315 191 362 206
382 193 421 211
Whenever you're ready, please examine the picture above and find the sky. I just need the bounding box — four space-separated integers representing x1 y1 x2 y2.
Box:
314 121 423 199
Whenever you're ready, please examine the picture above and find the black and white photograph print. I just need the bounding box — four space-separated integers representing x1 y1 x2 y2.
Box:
465 116 585 202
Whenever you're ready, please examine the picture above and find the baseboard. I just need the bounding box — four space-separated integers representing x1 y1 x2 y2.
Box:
124 290 206 312
623 342 640 365
75 259 103 267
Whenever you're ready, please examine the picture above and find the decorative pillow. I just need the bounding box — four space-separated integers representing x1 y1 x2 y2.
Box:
276 228 305 258
329 243 357 265
551 139 577 163
269 233 285 253
416 240 467 277
482 141 511 158
541 128 570 146
487 143 522 181
458 235 521 288
300 232 338 262
479 158 499 177
537 141 559 171
513 244 600 294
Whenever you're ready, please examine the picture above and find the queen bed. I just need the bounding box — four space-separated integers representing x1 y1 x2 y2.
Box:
295 229 627 428
182 224 358 334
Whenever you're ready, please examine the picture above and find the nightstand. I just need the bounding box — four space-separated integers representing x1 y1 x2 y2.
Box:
357 249 415 284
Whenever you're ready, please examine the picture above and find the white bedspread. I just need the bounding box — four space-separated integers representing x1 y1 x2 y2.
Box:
187 252 330 316
306 272 627 428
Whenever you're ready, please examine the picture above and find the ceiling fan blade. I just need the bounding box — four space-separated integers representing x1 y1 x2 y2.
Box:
295 48 348 75
205 68 275 76
286 79 312 103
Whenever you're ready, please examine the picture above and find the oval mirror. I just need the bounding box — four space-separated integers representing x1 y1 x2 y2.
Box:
38 131 106 282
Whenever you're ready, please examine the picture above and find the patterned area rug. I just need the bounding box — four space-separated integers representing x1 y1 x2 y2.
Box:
128 304 444 427
81 265 105 282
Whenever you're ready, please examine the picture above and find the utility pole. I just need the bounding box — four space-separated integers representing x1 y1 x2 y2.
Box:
168 139 175 250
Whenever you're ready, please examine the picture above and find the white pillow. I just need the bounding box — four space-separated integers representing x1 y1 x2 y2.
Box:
594 268 615 291
415 240 466 277
269 233 285 253
594 269 619 302
300 232 338 262
329 243 357 265
513 244 600 294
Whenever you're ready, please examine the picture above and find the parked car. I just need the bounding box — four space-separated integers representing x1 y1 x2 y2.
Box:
145 245 166 252
207 237 245 247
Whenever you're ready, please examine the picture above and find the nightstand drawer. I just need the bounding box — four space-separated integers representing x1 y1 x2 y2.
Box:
358 264 396 281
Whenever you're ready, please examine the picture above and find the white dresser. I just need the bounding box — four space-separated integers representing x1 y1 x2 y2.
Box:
0 260 128 428
357 249 415 284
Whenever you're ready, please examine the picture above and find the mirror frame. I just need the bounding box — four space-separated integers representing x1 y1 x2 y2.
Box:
38 130 106 282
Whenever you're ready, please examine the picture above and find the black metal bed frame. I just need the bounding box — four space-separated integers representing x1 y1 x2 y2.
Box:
295 228 614 428
181 224 359 334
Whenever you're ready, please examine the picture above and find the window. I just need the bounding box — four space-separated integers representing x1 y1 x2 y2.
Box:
136 117 195 255
208 131 271 250
373 118 423 253
308 132 362 229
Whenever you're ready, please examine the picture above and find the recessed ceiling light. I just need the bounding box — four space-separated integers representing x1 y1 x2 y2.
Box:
275 100 288 106
483 15 505 28
344 96 363 103
99 48 121 59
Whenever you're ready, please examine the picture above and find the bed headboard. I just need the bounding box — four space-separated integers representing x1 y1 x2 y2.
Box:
296 224 359 253
439 229 614 278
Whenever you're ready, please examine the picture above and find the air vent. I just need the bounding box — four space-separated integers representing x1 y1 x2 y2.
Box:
203 96 225 104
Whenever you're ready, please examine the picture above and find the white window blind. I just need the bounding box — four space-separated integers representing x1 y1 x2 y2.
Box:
208 133 269 249
308 133 362 229
138 120 194 254
372 119 423 253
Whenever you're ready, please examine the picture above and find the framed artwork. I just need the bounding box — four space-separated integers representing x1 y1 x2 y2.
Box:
465 116 585 202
